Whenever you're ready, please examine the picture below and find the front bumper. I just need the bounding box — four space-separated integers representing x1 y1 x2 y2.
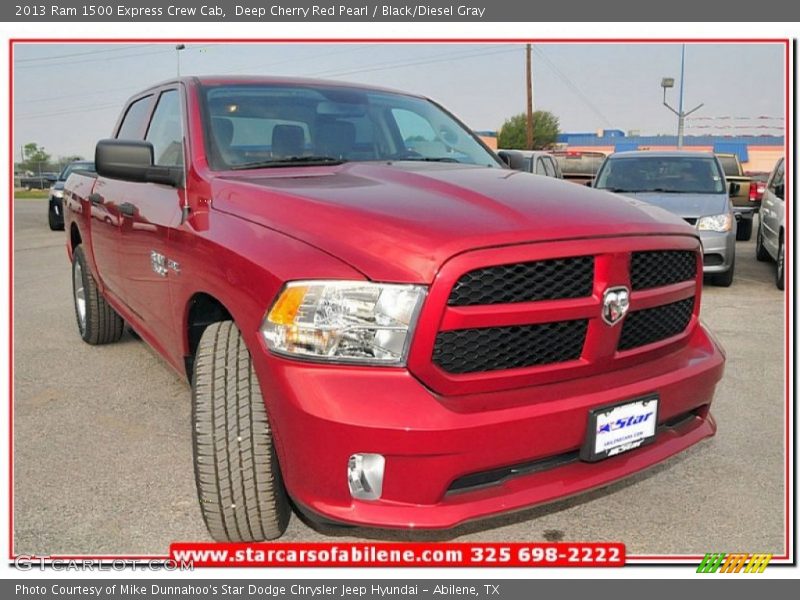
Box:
252 322 724 530
698 229 736 273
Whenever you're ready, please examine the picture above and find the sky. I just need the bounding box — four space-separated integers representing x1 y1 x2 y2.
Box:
12 42 785 161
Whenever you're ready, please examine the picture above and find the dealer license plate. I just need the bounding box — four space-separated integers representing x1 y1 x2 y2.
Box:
580 395 659 462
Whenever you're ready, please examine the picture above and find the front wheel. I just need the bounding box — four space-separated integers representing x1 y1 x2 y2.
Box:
192 321 291 542
71 245 124 344
709 256 735 287
736 218 752 241
755 221 770 262
48 203 63 231
776 235 785 291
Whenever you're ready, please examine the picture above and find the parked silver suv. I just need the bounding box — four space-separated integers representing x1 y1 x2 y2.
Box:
755 157 785 290
594 151 737 286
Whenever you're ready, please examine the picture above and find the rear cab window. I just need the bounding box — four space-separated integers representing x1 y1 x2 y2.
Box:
554 152 605 176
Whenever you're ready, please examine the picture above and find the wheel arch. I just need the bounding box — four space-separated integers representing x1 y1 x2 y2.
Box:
183 292 235 380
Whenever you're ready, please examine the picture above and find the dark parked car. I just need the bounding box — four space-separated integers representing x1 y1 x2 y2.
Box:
48 161 95 230
20 172 58 190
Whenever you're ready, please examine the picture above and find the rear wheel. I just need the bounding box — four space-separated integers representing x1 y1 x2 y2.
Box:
755 220 770 261
192 321 291 542
736 218 752 241
71 245 124 344
776 235 785 291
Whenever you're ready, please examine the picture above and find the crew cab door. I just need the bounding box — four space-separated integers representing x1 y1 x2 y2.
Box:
117 88 185 350
90 94 155 299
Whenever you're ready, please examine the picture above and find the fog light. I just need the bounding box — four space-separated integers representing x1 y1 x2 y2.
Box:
347 453 385 500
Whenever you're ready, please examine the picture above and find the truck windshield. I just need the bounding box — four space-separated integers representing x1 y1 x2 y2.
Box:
201 84 502 170
595 156 726 194
716 155 740 177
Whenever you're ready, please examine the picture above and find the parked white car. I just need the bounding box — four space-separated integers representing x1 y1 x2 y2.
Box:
755 157 785 290
497 149 563 179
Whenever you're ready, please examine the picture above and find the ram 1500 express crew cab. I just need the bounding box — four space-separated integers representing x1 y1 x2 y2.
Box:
63 76 725 541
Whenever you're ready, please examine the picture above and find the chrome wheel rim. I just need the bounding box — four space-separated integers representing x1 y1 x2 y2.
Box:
73 261 86 333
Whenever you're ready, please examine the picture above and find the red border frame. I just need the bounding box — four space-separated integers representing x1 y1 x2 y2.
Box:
7 37 792 566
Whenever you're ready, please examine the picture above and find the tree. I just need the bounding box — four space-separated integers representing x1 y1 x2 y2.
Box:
20 143 51 173
497 111 560 150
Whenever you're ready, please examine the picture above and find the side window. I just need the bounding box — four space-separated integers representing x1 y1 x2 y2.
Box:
543 157 556 177
770 161 785 200
145 90 183 167
116 95 152 140
534 158 547 175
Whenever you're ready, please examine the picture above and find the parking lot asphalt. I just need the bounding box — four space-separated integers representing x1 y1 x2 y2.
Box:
12 197 787 556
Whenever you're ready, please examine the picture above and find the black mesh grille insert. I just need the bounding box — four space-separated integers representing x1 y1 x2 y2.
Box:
630 251 696 290
448 256 594 306
618 297 694 351
433 320 588 374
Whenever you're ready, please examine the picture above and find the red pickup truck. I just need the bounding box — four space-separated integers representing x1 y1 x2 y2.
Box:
64 76 725 542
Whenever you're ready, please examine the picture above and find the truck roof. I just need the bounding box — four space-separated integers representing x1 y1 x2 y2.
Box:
134 75 423 99
610 150 716 159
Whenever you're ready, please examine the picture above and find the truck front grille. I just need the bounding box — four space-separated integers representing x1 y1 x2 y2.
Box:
411 239 701 394
433 320 588 374
448 256 594 306
618 297 695 351
630 250 696 290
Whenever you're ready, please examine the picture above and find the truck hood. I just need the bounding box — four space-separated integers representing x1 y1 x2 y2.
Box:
211 162 696 283
616 192 730 220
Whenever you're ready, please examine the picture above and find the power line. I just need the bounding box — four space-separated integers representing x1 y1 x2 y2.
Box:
218 43 383 75
14 47 175 70
308 45 518 79
15 102 122 120
14 44 155 63
533 46 613 128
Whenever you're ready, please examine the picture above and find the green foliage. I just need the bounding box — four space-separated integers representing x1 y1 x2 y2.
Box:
497 111 560 150
20 143 51 172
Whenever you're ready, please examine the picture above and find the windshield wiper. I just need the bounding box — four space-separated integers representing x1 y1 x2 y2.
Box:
630 188 683 193
229 156 346 170
393 156 461 163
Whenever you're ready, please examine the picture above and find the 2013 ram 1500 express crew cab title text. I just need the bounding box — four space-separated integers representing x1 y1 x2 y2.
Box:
63 76 725 541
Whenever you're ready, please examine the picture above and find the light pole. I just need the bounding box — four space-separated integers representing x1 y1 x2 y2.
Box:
176 43 186 77
661 44 704 149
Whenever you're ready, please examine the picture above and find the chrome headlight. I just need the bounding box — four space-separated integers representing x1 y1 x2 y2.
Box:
697 213 733 232
261 281 426 365
50 188 64 199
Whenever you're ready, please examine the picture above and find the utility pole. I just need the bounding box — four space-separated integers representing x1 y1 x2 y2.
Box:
176 43 186 77
661 44 704 149
526 43 534 150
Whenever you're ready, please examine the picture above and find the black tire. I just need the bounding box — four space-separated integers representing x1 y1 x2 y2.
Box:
48 204 64 231
192 321 290 542
755 221 770 262
71 245 124 345
710 256 735 287
776 235 785 291
736 218 752 241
